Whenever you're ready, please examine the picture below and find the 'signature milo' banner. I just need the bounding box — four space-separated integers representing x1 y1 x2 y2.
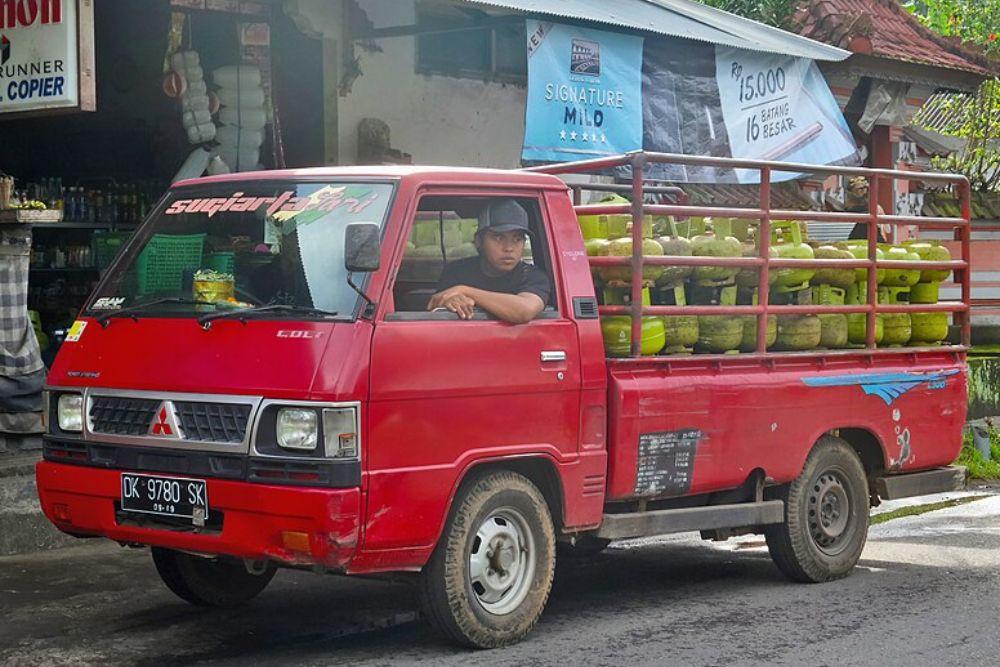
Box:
522 20 644 162
523 23 860 183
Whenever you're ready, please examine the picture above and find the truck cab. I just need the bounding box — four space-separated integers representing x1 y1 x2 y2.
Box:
37 156 971 648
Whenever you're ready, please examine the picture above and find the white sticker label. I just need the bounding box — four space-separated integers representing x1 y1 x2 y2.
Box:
91 297 126 311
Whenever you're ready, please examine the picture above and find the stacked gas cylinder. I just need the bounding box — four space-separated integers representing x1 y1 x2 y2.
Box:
405 218 480 260
579 197 952 357
904 241 953 344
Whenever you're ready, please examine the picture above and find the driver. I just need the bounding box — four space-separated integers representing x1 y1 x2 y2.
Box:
428 200 550 324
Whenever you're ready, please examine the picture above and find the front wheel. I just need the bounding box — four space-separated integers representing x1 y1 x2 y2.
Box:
420 471 556 648
152 548 276 607
765 435 870 583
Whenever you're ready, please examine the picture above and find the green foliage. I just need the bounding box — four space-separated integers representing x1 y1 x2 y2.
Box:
924 79 1000 192
956 427 1000 479
695 0 798 28
903 0 1000 55
871 496 989 524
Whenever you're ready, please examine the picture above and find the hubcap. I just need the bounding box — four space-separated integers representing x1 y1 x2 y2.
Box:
468 507 536 616
807 471 852 555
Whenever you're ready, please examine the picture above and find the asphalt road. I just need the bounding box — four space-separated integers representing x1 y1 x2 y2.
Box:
3 492 1000 667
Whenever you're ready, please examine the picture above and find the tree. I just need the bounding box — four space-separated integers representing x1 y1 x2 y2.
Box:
696 0 797 28
903 0 1000 56
922 79 1000 192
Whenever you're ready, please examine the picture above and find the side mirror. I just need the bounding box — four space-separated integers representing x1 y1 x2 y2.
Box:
344 222 381 273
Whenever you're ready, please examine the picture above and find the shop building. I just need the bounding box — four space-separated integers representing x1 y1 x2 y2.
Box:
1 0 325 362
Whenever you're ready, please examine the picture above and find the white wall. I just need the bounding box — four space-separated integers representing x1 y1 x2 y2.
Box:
286 0 527 168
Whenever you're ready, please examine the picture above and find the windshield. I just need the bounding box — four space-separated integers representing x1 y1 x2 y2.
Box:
86 181 395 320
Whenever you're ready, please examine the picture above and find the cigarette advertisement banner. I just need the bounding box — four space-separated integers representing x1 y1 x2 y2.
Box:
523 29 859 182
522 20 643 162
640 39 859 183
0 0 81 114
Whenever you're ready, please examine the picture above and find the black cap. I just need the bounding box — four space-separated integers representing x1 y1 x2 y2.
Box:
477 199 530 234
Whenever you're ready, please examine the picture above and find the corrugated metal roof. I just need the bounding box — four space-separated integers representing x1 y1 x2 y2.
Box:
462 0 851 61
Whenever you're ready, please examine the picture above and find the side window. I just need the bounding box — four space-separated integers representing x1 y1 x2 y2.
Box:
390 195 556 318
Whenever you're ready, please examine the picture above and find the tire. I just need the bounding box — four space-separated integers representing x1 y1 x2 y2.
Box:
420 470 556 648
151 548 276 607
765 435 870 583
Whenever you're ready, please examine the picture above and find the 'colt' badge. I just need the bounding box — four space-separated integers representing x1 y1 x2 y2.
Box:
149 402 181 439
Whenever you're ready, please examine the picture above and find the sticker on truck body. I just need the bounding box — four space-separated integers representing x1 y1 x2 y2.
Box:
65 320 87 342
635 428 703 497
801 369 959 406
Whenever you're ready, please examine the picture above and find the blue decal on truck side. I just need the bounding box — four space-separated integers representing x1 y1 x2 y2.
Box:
802 369 959 406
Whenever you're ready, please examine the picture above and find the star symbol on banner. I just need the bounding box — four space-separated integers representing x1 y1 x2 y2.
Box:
570 131 578 141
601 133 608 143
582 132 590 141
559 130 567 140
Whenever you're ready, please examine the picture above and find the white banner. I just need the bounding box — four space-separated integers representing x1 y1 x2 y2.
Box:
0 0 80 114
715 46 858 183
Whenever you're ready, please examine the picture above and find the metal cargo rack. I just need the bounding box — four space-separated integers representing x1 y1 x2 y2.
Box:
528 151 971 362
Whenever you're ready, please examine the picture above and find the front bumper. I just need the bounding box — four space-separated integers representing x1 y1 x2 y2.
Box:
36 461 361 570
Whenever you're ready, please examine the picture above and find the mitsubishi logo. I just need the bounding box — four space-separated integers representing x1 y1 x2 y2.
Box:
149 402 181 438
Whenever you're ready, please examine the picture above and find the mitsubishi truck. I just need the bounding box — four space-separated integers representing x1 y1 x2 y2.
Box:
36 152 970 648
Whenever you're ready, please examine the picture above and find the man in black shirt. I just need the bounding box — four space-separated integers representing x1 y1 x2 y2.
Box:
429 200 551 323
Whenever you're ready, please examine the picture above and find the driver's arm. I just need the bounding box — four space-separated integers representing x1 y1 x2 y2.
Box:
463 288 544 324
427 286 544 324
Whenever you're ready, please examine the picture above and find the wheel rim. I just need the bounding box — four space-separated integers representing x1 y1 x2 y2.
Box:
468 507 536 616
807 469 853 555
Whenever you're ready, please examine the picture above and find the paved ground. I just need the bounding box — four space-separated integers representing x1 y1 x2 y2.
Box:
3 492 1000 666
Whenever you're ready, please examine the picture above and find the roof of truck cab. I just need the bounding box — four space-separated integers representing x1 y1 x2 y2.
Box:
173 165 571 191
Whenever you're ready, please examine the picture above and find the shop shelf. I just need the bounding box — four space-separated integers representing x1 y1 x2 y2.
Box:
92 230 133 270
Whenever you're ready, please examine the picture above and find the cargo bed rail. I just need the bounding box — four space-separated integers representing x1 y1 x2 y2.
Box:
528 151 972 358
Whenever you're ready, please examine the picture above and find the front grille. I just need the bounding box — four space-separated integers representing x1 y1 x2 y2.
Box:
174 401 251 443
90 396 160 436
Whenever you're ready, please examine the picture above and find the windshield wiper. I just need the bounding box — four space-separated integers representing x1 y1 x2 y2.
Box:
197 304 340 327
95 297 215 328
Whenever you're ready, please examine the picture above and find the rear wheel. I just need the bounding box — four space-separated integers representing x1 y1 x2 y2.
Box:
152 548 276 607
765 435 870 583
420 471 555 648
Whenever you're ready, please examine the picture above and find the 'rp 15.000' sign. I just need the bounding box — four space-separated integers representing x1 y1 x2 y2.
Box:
0 0 94 115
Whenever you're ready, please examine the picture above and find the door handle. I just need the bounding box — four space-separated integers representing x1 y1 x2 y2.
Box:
540 350 567 362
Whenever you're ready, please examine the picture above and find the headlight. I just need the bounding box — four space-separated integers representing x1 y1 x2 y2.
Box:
276 408 318 451
57 394 84 433
323 407 359 459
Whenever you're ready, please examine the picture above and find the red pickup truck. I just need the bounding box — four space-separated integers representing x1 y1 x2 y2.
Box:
37 152 970 648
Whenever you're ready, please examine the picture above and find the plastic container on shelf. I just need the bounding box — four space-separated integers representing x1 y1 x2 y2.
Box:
92 231 133 270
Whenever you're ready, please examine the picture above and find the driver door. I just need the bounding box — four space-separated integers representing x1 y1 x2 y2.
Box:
364 190 582 552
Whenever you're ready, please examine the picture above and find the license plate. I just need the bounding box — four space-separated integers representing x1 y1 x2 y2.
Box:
120 473 209 523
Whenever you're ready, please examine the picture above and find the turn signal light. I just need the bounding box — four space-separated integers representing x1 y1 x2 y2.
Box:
281 530 311 554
